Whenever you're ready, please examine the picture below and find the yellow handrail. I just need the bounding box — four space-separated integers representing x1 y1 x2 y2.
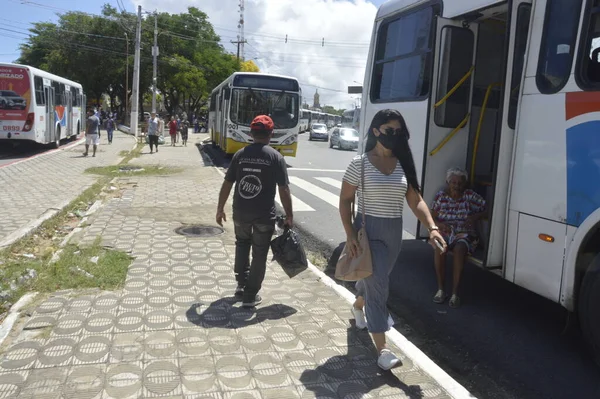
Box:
429 113 470 156
434 65 475 108
470 82 502 185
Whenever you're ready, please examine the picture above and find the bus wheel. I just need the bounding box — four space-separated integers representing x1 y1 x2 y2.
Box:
52 127 61 149
578 252 600 366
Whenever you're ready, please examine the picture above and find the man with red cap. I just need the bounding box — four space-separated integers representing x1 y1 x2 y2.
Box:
216 115 294 308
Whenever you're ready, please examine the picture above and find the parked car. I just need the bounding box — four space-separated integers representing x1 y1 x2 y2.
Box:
309 123 328 141
330 127 359 150
0 90 26 110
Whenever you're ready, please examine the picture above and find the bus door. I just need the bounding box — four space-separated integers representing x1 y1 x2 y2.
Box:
65 88 73 137
419 17 478 238
44 86 55 144
487 0 532 269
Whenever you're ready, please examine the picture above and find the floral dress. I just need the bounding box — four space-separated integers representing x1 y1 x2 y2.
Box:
431 189 486 254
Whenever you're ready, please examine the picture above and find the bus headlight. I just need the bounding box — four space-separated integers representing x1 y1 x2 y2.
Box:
230 131 245 142
281 135 297 145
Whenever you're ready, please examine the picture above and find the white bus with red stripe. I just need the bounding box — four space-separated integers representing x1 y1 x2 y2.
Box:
0 63 85 148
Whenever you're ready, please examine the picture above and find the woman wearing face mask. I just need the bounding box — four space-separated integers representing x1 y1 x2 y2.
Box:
339 109 447 370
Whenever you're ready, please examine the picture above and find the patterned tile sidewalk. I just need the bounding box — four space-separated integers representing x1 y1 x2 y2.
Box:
0 138 453 398
0 131 135 246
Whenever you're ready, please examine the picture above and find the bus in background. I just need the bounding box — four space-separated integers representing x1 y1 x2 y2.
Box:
361 0 600 362
209 72 301 157
342 107 360 130
0 63 85 148
299 109 309 133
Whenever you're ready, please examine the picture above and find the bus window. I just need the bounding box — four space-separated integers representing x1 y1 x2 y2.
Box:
370 4 438 102
577 0 600 88
434 27 474 128
536 0 583 94
210 92 217 112
34 76 44 105
508 4 532 129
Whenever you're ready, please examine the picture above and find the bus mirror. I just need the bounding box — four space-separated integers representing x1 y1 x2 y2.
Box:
224 88 231 100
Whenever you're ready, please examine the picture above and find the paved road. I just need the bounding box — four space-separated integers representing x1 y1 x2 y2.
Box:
205 131 600 399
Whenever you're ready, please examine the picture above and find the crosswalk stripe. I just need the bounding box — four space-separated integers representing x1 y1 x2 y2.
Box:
315 177 342 190
275 187 315 212
289 176 340 208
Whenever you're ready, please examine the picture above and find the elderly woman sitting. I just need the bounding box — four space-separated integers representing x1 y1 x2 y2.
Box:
430 167 486 308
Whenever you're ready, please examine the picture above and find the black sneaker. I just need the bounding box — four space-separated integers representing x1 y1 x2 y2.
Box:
242 294 262 308
234 285 244 298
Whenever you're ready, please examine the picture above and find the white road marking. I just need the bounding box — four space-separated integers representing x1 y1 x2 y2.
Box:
315 177 342 190
289 176 340 208
275 187 315 212
288 168 346 173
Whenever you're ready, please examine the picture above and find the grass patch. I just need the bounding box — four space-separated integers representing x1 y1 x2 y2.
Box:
85 164 182 177
307 250 328 270
118 150 129 157
0 239 131 314
120 142 144 164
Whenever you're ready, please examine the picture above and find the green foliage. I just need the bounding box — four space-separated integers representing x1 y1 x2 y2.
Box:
321 105 344 116
18 4 241 118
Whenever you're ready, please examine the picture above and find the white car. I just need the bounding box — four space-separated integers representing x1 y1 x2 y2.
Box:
308 123 328 141
329 127 359 150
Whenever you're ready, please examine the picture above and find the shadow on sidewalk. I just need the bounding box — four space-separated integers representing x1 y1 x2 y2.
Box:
299 327 424 398
185 297 298 328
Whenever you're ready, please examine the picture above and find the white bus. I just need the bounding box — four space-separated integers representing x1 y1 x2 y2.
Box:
342 107 361 130
209 72 301 157
0 63 85 147
361 0 600 360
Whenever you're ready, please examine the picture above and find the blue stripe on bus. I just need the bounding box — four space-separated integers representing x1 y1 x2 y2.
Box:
566 120 600 226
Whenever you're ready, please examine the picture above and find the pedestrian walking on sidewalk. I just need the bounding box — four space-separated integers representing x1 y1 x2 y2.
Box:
168 116 177 146
216 115 294 308
83 109 100 157
339 109 447 370
106 114 115 144
147 112 159 154
180 120 189 146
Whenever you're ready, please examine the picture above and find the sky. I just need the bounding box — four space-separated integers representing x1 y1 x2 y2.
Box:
0 0 389 110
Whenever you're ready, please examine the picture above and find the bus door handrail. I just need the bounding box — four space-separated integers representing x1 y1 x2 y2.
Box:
429 65 475 156
434 65 475 108
429 113 470 156
470 82 502 185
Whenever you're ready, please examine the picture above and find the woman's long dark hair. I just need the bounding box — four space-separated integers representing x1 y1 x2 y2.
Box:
364 109 421 193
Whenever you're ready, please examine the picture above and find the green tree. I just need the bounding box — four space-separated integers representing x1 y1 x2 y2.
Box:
18 4 241 121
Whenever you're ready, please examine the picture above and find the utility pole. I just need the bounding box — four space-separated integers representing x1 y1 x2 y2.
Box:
124 32 129 125
230 39 248 62
151 11 158 113
130 5 142 139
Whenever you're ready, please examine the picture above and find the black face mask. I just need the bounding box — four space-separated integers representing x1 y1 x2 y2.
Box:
377 131 400 149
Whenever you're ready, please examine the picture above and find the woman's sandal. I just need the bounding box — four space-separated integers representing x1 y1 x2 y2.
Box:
433 290 446 304
449 294 461 308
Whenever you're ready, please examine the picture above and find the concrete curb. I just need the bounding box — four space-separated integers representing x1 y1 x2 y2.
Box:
201 145 475 399
0 293 38 348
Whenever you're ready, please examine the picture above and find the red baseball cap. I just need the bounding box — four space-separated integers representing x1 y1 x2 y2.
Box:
250 115 274 131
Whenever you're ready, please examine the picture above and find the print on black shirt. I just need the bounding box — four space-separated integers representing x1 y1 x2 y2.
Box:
225 144 289 223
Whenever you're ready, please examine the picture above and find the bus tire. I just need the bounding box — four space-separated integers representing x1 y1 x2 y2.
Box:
52 127 61 149
72 122 80 141
578 252 600 366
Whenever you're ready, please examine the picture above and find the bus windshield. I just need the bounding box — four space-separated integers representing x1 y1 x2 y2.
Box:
230 88 298 129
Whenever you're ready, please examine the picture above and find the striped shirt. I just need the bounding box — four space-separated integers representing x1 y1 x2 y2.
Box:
343 154 408 218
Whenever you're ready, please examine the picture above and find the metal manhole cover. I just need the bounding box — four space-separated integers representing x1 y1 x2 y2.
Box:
175 225 224 237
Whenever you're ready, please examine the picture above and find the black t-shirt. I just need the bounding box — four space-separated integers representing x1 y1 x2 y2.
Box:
225 143 289 223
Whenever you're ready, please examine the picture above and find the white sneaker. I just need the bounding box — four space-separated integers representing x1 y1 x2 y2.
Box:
377 349 401 370
351 307 368 330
